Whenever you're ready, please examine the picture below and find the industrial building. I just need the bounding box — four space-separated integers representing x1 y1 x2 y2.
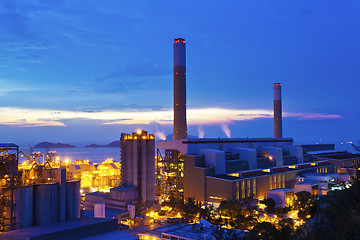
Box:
155 38 357 207
19 153 122 194
85 130 155 214
0 143 80 232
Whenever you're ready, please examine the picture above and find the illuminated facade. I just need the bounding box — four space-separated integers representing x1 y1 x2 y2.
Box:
19 155 121 194
0 143 80 232
155 149 184 201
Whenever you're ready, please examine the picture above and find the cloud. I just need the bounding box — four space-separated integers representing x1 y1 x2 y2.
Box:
0 107 343 128
5 39 56 51
0 80 36 96
297 114 343 120
97 61 171 81
12 54 42 63
87 61 171 94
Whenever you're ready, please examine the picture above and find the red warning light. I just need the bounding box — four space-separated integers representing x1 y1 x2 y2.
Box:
174 38 185 43
274 83 281 86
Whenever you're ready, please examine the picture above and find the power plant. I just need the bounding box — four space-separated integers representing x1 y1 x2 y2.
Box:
173 38 187 140
155 38 357 207
1 37 358 240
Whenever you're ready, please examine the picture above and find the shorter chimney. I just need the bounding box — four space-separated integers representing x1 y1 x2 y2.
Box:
273 83 282 138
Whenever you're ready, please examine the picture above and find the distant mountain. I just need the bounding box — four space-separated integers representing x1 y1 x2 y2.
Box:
34 141 76 148
86 140 120 148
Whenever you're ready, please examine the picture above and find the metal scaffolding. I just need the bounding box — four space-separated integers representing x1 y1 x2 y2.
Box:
156 149 184 202
0 144 20 232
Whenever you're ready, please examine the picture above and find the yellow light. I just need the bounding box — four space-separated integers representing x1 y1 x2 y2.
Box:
134 136 137 140
137 130 142 134
142 136 147 139
269 156 273 160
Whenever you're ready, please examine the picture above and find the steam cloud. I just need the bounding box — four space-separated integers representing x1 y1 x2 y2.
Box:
198 125 205 138
155 131 166 141
221 123 231 138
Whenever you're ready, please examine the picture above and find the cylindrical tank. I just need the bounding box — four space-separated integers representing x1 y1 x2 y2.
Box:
65 180 80 220
94 202 105 218
273 83 283 138
34 183 58 226
15 186 33 229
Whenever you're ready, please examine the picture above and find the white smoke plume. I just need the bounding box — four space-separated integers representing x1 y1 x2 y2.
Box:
148 121 167 141
198 125 205 138
221 123 231 138
155 131 166 141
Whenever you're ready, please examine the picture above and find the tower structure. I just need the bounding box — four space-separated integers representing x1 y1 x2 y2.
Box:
173 38 187 140
120 130 155 205
273 83 283 138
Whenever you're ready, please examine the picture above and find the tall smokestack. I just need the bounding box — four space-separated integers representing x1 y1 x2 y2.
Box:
273 83 282 138
173 38 187 140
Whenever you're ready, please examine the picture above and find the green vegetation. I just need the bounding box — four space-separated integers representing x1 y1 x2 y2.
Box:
298 165 360 240
262 197 276 213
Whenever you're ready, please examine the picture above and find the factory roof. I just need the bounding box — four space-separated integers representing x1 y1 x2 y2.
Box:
83 208 126 218
268 188 294 193
79 230 137 240
112 185 136 191
86 192 110 198
0 218 118 240
183 137 293 144
308 150 347 155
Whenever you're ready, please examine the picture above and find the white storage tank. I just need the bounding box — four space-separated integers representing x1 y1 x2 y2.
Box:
94 202 105 218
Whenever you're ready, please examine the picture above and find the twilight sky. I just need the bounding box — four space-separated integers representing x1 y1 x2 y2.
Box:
0 0 359 146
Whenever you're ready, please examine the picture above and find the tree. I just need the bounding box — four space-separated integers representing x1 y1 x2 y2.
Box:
295 191 311 209
247 222 281 240
277 218 295 240
181 198 200 219
262 197 276 213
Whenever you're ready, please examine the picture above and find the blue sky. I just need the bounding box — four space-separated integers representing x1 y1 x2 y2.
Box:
0 0 359 146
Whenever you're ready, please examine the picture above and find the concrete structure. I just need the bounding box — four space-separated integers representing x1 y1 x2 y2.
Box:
267 188 294 207
156 138 330 203
0 218 119 240
94 203 105 218
173 38 187 140
85 186 137 211
273 83 282 138
120 130 155 206
138 223 245 240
